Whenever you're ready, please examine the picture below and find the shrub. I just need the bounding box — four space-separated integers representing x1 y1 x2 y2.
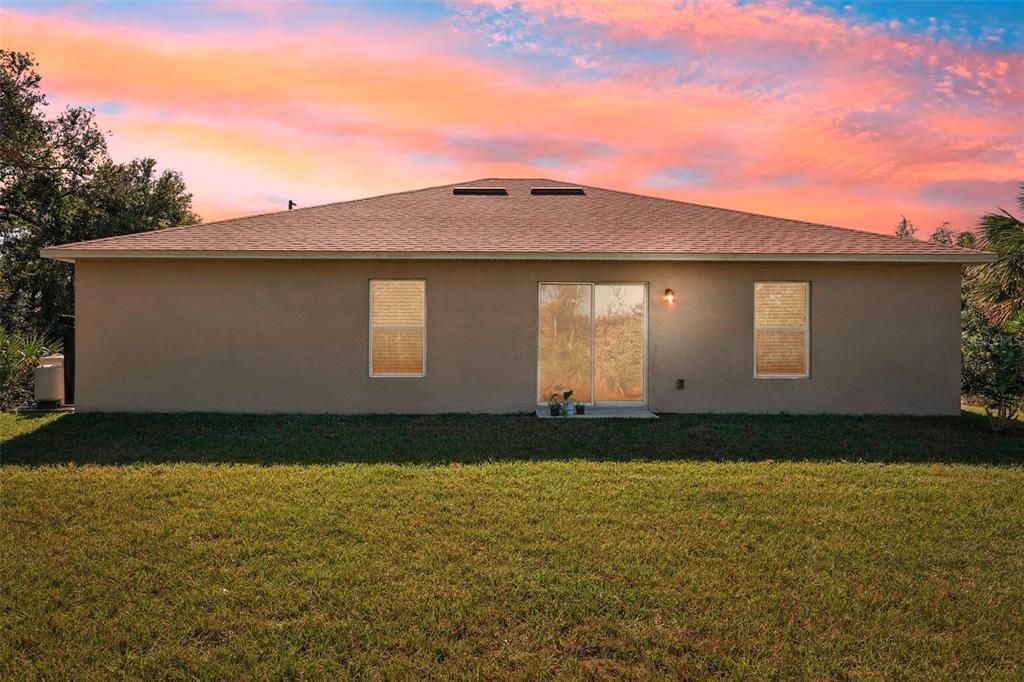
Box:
961 298 1024 433
0 328 62 411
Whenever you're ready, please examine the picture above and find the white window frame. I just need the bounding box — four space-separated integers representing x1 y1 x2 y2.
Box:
535 281 649 406
369 279 426 378
753 281 810 379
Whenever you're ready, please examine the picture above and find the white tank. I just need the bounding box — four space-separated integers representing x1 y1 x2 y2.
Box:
34 364 65 404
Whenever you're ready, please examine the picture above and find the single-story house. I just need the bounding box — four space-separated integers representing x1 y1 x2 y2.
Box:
41 178 994 415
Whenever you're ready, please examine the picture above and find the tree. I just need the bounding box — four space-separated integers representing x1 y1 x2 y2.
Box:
894 215 916 239
0 50 199 335
973 182 1024 323
962 290 1024 433
928 221 956 246
955 231 978 249
0 328 61 411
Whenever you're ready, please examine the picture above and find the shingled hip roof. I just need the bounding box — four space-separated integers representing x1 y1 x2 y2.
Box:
41 178 994 263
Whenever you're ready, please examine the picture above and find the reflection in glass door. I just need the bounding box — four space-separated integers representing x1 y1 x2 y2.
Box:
538 284 593 403
594 285 645 402
538 283 646 404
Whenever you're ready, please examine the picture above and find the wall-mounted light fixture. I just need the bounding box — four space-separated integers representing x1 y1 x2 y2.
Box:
663 288 676 304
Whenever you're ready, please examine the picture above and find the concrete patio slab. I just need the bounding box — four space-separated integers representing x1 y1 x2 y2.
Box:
535 406 658 419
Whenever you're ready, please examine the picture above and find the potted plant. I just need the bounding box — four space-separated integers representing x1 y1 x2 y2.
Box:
547 392 563 417
575 401 585 415
563 390 576 416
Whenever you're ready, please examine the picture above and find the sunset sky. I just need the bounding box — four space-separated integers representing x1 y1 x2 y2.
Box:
2 0 1021 235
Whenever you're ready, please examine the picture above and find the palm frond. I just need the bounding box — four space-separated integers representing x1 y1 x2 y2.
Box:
973 186 1024 319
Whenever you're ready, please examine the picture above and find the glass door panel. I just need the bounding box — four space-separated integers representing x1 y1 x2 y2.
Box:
594 285 646 402
538 284 593 403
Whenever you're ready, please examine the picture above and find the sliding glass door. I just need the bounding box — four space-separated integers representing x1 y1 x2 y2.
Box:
538 283 646 405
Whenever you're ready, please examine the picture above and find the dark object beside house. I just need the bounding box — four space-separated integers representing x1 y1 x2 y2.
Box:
59 314 75 405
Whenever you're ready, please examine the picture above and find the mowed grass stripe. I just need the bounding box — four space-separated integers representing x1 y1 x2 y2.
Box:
2 433 1022 678
2 410 1022 465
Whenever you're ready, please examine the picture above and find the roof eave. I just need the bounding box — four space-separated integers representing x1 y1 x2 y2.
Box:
40 247 997 264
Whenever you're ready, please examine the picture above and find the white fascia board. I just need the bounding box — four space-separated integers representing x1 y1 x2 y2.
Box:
39 248 997 264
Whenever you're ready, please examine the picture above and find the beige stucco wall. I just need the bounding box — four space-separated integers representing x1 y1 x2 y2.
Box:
74 259 963 414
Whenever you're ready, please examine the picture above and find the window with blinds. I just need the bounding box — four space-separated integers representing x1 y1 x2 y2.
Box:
754 282 809 378
370 280 426 377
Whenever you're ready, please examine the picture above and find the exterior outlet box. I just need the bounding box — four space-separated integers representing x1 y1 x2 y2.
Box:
676 379 685 390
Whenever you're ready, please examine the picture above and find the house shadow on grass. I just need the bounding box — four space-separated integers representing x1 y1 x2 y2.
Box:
2 411 1022 467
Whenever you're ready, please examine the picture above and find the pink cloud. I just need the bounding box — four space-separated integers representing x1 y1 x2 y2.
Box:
1 2 1019 234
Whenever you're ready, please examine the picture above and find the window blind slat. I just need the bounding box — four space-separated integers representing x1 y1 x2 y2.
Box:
372 329 424 375
755 282 806 328
755 282 808 377
372 281 425 326
371 280 425 376
756 331 806 376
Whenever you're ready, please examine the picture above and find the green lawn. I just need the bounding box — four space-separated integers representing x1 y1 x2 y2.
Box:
2 412 1022 678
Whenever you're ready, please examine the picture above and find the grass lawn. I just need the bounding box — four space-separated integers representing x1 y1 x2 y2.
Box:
2 412 1022 678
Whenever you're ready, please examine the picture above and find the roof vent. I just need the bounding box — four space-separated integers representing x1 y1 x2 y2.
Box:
531 187 585 196
452 187 508 196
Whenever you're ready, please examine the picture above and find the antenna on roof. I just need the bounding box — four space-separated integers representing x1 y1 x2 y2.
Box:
288 200 297 210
